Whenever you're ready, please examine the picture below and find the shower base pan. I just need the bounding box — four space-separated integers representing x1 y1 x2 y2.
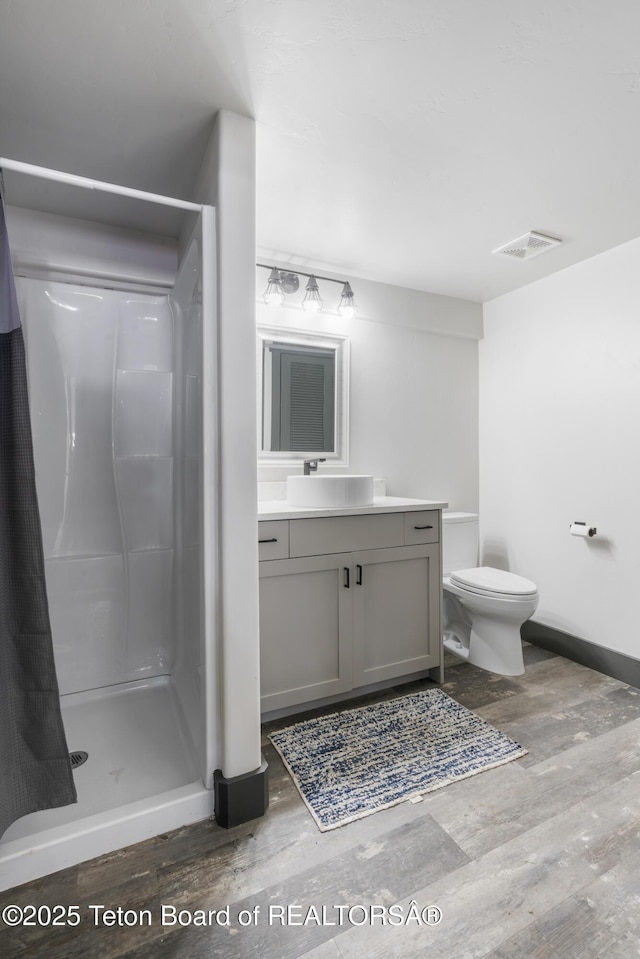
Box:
0 676 213 891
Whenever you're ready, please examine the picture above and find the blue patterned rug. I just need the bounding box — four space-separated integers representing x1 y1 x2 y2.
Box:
269 688 527 831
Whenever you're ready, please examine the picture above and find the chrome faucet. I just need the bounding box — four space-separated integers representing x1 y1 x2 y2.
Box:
303 458 326 475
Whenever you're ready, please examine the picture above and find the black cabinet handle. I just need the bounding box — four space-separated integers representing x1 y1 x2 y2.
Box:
259 537 278 543
414 525 433 530
344 567 350 589
356 564 363 586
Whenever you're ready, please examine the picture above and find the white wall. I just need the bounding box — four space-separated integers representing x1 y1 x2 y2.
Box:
257 268 482 509
481 236 640 660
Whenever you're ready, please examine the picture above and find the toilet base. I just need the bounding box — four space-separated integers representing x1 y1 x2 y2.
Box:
443 633 470 661
467 614 524 676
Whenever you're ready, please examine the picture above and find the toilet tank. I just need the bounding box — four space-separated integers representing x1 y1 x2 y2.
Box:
442 512 479 575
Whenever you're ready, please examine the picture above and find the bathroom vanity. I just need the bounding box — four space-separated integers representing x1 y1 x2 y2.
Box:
258 497 447 715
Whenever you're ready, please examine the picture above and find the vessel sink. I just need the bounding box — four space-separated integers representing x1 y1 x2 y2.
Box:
287 474 374 508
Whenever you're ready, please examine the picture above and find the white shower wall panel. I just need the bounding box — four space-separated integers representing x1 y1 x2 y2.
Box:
184 455 201 548
116 294 174 371
183 367 202 551
169 234 208 781
18 277 178 695
125 550 174 675
44 556 125 693
20 282 120 558
115 457 174 551
114 370 173 457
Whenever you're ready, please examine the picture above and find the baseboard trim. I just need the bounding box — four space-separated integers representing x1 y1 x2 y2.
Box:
522 620 640 689
214 758 269 829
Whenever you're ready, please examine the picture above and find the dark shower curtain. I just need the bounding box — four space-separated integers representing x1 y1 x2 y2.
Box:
0 176 76 838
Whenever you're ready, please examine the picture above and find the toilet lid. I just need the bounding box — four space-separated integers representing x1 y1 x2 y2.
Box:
450 566 538 596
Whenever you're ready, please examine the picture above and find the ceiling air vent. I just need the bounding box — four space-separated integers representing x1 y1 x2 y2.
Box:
492 231 562 261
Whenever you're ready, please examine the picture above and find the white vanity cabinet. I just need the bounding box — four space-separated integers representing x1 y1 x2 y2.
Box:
258 507 443 714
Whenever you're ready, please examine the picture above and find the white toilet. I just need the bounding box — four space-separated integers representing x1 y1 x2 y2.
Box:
442 512 539 676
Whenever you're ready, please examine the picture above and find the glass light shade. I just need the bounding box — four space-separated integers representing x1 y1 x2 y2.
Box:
338 282 358 318
302 276 323 313
263 268 285 306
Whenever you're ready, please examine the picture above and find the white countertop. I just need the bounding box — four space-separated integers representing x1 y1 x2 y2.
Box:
258 495 448 521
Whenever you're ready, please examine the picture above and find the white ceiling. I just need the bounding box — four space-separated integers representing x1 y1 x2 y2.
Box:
2 0 640 302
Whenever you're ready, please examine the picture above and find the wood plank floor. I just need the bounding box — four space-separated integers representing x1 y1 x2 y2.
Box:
2 643 640 959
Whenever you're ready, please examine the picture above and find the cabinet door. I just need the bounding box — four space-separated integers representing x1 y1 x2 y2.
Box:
259 553 352 712
352 544 440 687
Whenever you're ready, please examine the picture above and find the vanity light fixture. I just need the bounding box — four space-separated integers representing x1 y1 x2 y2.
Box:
258 264 359 317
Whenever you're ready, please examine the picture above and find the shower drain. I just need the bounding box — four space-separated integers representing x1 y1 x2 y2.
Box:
69 750 89 769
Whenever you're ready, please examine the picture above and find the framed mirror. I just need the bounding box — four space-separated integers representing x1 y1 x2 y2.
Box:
257 326 349 466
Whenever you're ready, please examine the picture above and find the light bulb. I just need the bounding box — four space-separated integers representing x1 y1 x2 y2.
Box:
263 268 285 306
302 275 323 313
338 282 357 318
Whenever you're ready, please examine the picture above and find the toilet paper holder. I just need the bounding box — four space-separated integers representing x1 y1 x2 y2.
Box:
570 521 597 538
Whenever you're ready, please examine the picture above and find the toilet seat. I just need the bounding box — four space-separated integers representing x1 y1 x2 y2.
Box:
449 566 538 598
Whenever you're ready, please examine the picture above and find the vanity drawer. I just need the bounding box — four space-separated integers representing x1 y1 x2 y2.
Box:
290 512 404 557
259 521 289 561
404 510 440 546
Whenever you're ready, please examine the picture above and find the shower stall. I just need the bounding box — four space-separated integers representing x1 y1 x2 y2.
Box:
0 160 219 890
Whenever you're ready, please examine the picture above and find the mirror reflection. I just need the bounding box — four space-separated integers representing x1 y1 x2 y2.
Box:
262 341 335 452
257 327 349 464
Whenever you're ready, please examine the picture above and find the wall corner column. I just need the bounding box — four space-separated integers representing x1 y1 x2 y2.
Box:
195 109 265 816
